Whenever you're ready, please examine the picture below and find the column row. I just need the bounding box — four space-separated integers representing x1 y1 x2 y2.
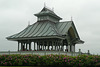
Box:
18 41 75 52
18 42 31 51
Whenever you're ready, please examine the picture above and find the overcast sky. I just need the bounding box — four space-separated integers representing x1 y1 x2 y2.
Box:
0 0 100 55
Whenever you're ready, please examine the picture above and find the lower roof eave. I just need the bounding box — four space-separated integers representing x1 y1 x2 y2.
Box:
7 36 65 41
75 40 84 44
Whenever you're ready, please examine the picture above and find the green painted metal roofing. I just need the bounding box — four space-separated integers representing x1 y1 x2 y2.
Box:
7 21 74 40
56 21 72 35
6 7 82 42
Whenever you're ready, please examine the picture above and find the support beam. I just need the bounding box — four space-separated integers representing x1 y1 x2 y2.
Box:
37 42 39 50
37 42 38 50
70 45 72 52
47 42 49 50
61 45 63 51
26 43 27 51
62 45 64 51
72 44 75 52
59 43 60 51
34 42 35 50
18 42 19 51
55 42 57 51
39 43 40 50
52 41 54 50
68 45 70 52
57 41 58 51
29 42 31 51
21 43 23 51
45 44 46 51
66 45 68 52
43 42 44 50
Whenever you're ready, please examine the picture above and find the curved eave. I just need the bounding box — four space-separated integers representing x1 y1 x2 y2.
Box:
7 36 65 41
73 39 84 44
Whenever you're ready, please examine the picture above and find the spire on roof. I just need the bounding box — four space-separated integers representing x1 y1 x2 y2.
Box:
44 2 46 8
52 7 54 11
28 21 30 26
34 6 62 22
71 16 73 21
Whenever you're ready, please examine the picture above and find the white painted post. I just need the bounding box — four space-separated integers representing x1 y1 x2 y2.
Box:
29 43 31 51
71 45 75 52
21 43 22 51
34 42 35 50
62 45 64 51
55 43 56 51
52 41 53 50
47 42 49 50
43 42 44 50
66 45 68 52
8 50 10 55
18 42 19 51
68 45 70 52
39 44 40 50
26 43 28 51
79 49 81 55
37 42 39 50
88 50 90 55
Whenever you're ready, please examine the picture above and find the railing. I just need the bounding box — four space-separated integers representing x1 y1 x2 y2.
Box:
0 51 84 56
0 49 90 56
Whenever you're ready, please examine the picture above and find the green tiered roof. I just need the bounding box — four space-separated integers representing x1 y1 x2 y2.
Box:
7 7 84 44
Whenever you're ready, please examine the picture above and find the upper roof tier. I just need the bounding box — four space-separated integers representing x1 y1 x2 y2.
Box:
34 7 62 23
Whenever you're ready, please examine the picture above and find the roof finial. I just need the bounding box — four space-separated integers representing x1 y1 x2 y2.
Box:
71 16 73 21
44 2 46 7
52 7 54 11
28 21 30 26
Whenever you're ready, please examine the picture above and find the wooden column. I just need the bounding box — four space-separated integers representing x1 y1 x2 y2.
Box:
56 41 58 51
61 40 63 51
34 42 35 50
45 44 46 51
68 45 70 52
23 43 25 51
43 42 44 50
36 42 38 50
74 44 75 52
62 45 64 51
52 41 53 50
55 42 56 51
70 45 72 52
21 43 23 51
61 45 62 51
71 44 75 52
26 43 27 51
66 45 68 52
59 42 60 51
37 42 39 50
29 42 31 51
39 42 40 50
41 45 43 50
47 42 49 50
18 42 19 51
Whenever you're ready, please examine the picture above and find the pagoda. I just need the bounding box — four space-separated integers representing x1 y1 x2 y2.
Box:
6 6 84 52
